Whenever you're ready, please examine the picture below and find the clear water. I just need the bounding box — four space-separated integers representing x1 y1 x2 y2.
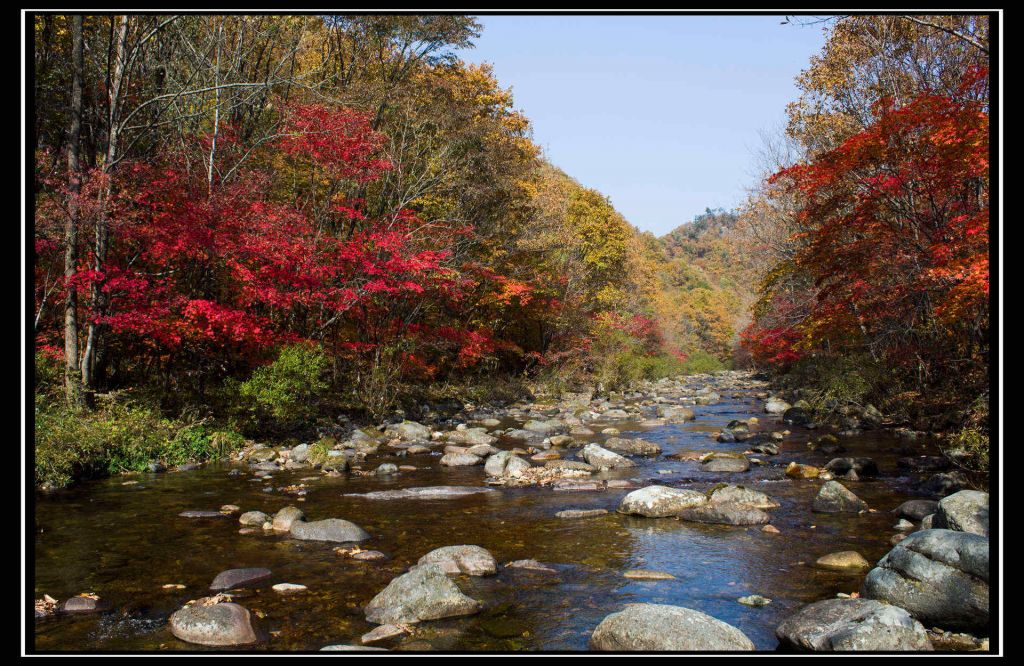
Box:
34 387 946 652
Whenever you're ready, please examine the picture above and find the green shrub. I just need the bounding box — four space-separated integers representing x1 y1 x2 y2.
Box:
34 395 246 488
238 343 330 426
781 353 882 417
678 350 725 375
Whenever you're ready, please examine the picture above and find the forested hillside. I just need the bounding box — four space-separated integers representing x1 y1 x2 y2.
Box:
33 15 713 487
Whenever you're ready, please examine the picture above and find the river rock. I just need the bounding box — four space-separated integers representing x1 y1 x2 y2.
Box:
765 398 791 415
590 603 754 651
347 486 500 500
556 508 608 519
210 567 273 591
618 485 707 517
708 484 779 510
813 481 867 513
603 437 661 456
179 510 225 519
60 596 111 614
386 420 431 441
523 419 563 434
447 428 497 447
862 529 988 632
580 443 635 469
364 563 482 625
786 462 820 479
932 490 988 536
238 511 268 527
702 454 750 473
815 551 870 571
678 503 770 525
776 598 932 651
896 499 939 521
169 601 259 646
824 457 879 479
484 451 531 478
290 518 370 543
544 459 593 472
659 405 696 422
783 407 812 426
417 545 497 576
917 471 969 498
440 452 483 466
272 506 305 532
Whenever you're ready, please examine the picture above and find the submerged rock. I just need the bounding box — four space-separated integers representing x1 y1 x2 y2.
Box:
677 503 770 526
776 598 932 651
364 563 481 625
814 551 870 572
210 567 272 591
347 486 500 501
590 603 754 651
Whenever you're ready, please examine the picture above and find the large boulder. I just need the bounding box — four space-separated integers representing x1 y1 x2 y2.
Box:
290 518 370 543
932 490 989 536
618 486 707 517
416 545 497 576
364 563 481 625
169 601 259 646
603 437 662 456
862 529 989 632
813 481 868 513
776 598 932 651
580 443 635 469
590 603 754 651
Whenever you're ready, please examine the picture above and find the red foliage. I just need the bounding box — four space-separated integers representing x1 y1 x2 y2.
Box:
750 70 989 369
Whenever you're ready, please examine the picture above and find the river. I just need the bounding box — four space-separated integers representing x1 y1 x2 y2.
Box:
34 372 948 651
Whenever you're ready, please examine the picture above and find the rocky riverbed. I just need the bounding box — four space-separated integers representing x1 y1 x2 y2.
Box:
33 370 991 652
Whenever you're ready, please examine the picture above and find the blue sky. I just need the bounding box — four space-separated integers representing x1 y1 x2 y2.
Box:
458 15 828 235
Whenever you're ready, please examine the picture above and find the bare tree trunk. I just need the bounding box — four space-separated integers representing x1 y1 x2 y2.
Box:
82 14 128 397
63 14 84 407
